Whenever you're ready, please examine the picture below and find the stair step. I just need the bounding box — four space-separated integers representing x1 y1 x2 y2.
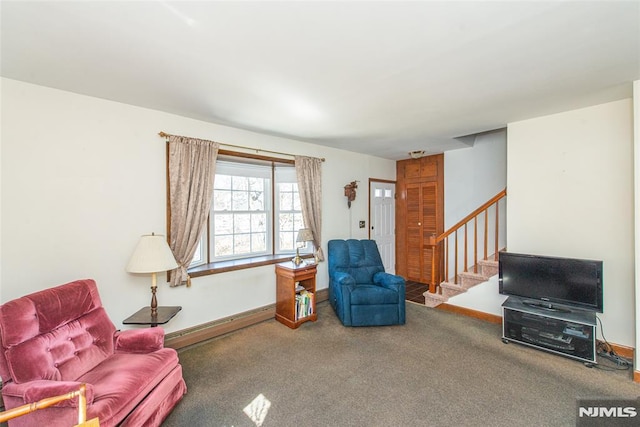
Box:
422 290 448 308
458 271 487 288
440 281 467 298
478 259 499 278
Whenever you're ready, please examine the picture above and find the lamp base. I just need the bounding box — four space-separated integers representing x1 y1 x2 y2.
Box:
150 285 158 317
292 248 303 265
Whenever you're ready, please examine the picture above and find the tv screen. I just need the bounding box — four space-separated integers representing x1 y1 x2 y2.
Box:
498 252 603 313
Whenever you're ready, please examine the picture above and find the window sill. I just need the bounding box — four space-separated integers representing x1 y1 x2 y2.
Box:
188 253 314 277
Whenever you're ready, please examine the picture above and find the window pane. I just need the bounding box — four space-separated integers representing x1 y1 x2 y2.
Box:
234 234 251 254
213 190 232 211
232 176 248 191
252 213 267 232
280 231 294 251
280 182 293 192
214 214 233 235
249 191 264 211
280 192 293 211
234 214 251 233
232 191 249 210
249 177 264 192
252 233 266 252
215 235 233 257
215 174 232 190
279 213 294 231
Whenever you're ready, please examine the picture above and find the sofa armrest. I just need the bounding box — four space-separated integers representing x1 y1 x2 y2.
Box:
2 380 94 407
373 272 405 292
114 327 164 353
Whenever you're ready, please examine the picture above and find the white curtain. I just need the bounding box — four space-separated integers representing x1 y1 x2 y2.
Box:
294 156 324 262
168 135 219 286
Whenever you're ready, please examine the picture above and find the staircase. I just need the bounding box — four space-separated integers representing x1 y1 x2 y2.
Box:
424 258 499 307
422 189 506 308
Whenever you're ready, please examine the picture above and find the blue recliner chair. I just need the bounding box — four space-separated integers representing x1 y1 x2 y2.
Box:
328 239 406 326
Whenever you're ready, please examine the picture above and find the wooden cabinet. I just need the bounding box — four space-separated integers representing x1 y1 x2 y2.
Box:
396 155 444 284
275 262 317 329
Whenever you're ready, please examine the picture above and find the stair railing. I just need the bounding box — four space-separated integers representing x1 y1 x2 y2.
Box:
427 189 506 293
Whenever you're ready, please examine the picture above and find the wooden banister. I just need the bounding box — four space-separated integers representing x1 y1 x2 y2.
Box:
437 189 507 242
427 189 506 292
0 383 99 426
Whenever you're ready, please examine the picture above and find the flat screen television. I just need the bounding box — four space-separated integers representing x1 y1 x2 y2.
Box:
498 252 603 313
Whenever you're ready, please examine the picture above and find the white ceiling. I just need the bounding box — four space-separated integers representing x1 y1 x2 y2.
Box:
2 1 639 160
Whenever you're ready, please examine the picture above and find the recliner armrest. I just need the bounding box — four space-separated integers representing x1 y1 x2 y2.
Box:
373 272 405 291
2 380 94 407
332 271 356 287
114 327 164 353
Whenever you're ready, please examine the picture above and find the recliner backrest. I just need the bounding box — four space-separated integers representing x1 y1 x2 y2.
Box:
328 239 385 284
0 279 116 383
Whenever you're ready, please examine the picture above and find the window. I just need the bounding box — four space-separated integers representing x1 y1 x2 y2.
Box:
211 161 271 260
190 155 306 268
275 167 304 253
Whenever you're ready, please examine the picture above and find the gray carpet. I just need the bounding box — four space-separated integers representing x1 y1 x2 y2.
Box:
163 301 639 427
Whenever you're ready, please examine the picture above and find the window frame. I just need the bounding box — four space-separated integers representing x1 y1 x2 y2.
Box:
182 150 312 277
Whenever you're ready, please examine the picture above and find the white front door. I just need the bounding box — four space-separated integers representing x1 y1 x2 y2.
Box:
370 181 396 274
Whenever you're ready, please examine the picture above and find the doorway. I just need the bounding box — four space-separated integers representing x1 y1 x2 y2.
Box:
369 179 396 274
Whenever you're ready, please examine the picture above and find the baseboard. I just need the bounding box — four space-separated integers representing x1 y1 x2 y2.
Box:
165 288 329 350
596 341 635 360
437 303 502 324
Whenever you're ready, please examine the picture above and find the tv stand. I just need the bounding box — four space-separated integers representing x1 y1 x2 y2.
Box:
502 296 596 364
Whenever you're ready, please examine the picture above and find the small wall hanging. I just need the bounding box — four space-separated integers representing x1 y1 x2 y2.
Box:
344 181 358 208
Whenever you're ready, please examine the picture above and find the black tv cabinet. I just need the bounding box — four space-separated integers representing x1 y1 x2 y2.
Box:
502 296 597 364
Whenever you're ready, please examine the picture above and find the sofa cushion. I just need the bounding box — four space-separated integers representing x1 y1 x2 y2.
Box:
76 348 181 426
350 285 399 305
6 308 115 383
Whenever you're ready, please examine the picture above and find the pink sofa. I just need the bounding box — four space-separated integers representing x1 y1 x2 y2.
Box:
0 279 187 426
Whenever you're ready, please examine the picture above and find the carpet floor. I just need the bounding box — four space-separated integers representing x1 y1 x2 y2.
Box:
163 301 639 427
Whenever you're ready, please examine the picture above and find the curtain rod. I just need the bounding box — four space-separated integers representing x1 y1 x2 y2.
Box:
158 131 325 162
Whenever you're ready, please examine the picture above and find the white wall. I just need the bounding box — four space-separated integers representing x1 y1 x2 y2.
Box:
0 78 395 334
507 99 635 347
444 129 507 229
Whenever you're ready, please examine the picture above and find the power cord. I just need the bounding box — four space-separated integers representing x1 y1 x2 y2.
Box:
594 316 632 371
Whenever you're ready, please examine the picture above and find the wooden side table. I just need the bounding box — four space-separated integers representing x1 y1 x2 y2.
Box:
123 306 182 327
275 261 317 329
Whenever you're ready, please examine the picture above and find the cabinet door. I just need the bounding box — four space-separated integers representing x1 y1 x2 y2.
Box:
396 154 443 285
405 182 438 283
406 184 422 280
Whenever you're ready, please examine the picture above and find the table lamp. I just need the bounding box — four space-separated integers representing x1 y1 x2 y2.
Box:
126 233 178 316
293 228 314 265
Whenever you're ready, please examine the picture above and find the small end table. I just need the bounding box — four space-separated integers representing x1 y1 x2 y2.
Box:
275 261 317 329
123 306 182 327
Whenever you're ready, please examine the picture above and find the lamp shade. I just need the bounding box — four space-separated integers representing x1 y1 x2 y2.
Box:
126 233 178 273
296 228 314 243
